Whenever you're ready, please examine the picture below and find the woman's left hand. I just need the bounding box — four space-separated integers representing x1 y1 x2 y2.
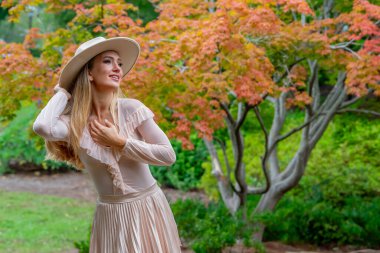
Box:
88 119 126 149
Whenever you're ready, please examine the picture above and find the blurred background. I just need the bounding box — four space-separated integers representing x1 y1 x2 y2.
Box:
0 0 379 252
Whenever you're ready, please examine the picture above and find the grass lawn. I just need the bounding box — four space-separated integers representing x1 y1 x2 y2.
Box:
0 190 95 253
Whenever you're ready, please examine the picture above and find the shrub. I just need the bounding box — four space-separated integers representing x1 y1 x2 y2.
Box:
262 195 380 247
171 198 254 253
0 104 71 174
294 114 380 204
150 134 208 191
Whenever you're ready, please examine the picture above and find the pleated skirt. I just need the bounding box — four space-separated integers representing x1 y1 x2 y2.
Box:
89 182 182 253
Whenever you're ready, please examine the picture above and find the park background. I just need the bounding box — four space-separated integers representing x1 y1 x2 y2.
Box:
0 0 379 252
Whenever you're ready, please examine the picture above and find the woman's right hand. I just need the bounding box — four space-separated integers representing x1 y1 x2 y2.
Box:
54 84 72 100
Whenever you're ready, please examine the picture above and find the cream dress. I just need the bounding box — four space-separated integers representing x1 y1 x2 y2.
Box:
33 89 182 253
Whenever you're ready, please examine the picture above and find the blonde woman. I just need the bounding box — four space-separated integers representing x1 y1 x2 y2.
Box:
33 37 182 252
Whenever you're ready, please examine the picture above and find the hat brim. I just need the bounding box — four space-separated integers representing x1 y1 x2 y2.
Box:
58 37 140 91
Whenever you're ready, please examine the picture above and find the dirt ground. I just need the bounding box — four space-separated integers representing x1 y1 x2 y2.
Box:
0 171 379 253
0 170 210 204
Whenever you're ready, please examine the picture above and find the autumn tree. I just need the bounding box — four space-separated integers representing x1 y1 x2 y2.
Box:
0 38 48 120
138 0 380 240
2 0 380 241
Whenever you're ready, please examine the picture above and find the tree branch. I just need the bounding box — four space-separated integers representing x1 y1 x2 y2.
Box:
247 185 269 194
339 96 362 109
253 106 268 137
323 0 334 19
276 111 324 143
310 72 347 146
310 72 346 133
339 88 374 109
330 44 361 59
336 108 380 118
273 58 306 84
235 102 251 131
219 101 236 127
214 137 233 179
307 59 320 113
247 106 271 195
233 103 250 195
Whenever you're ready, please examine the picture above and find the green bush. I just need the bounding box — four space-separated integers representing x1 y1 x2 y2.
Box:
0 103 71 174
171 198 254 253
262 195 380 247
295 113 380 204
150 134 208 191
341 196 380 246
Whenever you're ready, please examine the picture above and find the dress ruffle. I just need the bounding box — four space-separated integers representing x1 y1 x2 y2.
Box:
80 126 135 194
124 105 155 135
79 103 155 194
80 126 121 168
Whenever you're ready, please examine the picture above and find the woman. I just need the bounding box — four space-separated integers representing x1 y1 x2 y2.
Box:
32 37 182 252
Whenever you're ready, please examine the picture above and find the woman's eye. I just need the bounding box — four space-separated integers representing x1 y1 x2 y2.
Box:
104 60 111 64
118 63 123 67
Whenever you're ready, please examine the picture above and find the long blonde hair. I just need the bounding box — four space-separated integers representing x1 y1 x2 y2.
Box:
45 56 125 170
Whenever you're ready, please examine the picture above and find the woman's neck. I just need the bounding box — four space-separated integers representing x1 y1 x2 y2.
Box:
90 89 114 119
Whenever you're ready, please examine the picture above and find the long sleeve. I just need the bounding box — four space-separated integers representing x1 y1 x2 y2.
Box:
121 117 176 166
32 89 70 142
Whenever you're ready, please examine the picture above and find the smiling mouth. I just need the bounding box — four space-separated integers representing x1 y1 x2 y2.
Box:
109 75 120 81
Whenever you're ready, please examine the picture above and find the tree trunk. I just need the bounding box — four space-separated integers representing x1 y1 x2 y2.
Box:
252 182 284 241
203 138 240 213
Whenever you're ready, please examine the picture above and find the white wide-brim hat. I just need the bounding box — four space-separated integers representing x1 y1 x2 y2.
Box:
58 36 140 91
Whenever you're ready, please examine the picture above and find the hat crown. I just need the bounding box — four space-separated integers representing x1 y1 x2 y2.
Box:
75 37 106 56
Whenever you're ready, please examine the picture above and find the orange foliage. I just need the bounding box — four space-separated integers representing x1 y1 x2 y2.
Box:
0 41 50 119
1 0 379 147
346 54 380 97
277 0 315 16
23 28 44 49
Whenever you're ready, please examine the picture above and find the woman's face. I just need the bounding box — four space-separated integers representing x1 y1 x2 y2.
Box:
88 50 123 91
